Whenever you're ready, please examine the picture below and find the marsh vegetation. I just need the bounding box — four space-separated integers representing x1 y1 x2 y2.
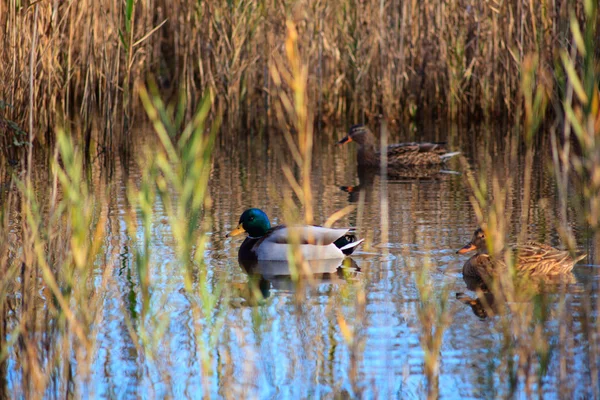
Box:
0 0 599 398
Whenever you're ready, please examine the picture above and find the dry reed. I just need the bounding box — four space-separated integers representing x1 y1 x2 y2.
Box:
1 0 596 161
0 0 598 398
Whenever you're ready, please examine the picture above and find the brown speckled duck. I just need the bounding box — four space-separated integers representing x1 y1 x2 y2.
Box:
457 228 586 280
337 124 460 167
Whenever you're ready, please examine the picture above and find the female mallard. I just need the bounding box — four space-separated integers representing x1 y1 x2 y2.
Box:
227 208 364 261
457 228 585 279
337 124 460 167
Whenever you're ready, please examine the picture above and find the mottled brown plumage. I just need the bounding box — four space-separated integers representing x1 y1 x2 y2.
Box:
337 124 460 167
457 228 586 280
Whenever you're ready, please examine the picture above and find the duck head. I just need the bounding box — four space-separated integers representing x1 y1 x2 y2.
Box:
227 208 271 238
457 228 488 254
337 124 376 147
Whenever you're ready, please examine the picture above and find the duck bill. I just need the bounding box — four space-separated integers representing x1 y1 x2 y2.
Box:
337 136 352 145
457 242 477 254
226 223 246 238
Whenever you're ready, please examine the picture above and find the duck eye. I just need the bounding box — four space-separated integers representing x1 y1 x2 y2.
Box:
249 216 254 222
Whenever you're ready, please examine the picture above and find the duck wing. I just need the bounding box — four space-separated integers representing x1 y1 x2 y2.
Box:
261 225 351 246
514 242 578 275
387 142 448 154
382 142 457 166
252 225 358 261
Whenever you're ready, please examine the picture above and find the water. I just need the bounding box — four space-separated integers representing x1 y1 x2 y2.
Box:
2 125 599 399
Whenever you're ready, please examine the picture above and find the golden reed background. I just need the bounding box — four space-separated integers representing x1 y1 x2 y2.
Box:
1 0 596 155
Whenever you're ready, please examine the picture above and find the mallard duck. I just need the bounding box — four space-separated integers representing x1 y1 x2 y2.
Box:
457 228 586 279
337 124 460 167
227 208 364 261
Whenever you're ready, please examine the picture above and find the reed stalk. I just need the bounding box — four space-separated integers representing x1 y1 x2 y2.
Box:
1 0 593 162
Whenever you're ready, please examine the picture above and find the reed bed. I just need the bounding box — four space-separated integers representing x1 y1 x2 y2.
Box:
0 0 598 398
454 4 599 397
1 0 598 160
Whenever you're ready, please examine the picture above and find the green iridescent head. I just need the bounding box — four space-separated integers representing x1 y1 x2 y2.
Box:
227 208 271 238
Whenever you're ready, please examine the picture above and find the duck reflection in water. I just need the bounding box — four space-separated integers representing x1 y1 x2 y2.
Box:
340 165 458 203
456 269 579 320
456 275 501 320
231 258 361 307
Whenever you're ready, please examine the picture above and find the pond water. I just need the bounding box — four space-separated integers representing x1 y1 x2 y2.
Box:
2 124 599 399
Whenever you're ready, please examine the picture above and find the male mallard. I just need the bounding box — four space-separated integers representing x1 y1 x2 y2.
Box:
337 124 460 167
457 228 586 279
227 208 364 261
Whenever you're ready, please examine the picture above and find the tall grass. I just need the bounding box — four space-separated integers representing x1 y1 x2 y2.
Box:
0 0 595 160
552 2 599 396
455 2 598 396
415 262 452 400
0 82 220 396
125 84 223 397
0 0 598 398
6 130 109 398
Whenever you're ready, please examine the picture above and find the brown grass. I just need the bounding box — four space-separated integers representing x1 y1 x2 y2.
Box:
0 1 598 397
0 0 596 160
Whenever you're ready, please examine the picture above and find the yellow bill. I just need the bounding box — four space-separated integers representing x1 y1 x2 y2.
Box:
226 223 246 238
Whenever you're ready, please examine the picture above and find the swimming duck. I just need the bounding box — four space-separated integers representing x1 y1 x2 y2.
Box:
227 208 364 261
457 228 585 279
337 124 460 167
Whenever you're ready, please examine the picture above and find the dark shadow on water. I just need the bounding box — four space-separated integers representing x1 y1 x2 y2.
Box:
457 272 581 320
456 276 501 320
340 165 459 203
232 258 361 306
